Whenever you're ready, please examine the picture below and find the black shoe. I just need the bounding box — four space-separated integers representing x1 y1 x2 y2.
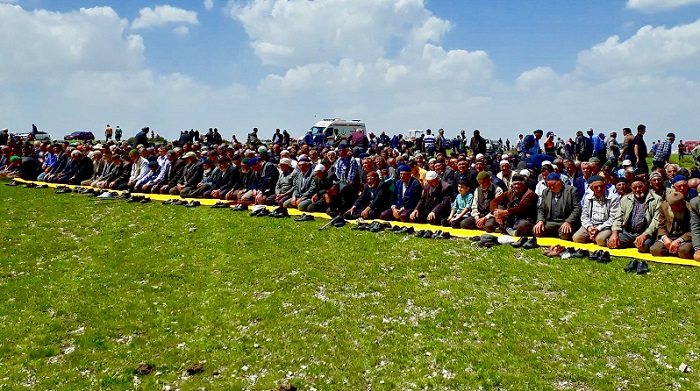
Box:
37 184 49 189
441 231 451 239
233 203 248 211
431 230 444 239
172 199 188 206
369 222 385 233
126 196 143 203
210 202 230 209
140 197 152 204
331 216 347 227
23 182 37 188
571 249 590 258
415 230 427 238
636 261 650 275
480 241 496 248
421 230 434 238
511 237 528 248
596 251 611 263
294 213 314 222
391 225 402 232
118 192 131 199
162 199 175 205
270 207 289 217
352 222 369 230
522 237 539 249
624 260 639 272
589 250 602 260
185 200 200 208
469 235 481 242
396 226 415 234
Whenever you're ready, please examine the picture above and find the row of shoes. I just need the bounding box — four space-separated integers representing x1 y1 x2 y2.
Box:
293 213 315 222
250 206 290 218
54 186 72 194
624 259 650 274
353 221 392 232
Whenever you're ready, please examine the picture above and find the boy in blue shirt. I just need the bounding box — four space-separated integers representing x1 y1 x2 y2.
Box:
442 180 474 228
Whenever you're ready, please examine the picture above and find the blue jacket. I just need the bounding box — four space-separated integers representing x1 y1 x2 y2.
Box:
392 177 422 210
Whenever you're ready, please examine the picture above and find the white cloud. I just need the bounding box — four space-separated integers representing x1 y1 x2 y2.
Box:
0 4 143 81
173 25 189 36
577 19 700 78
626 0 700 12
204 0 214 10
131 5 198 29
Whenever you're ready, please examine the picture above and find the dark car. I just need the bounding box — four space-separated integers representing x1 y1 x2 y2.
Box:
64 131 95 141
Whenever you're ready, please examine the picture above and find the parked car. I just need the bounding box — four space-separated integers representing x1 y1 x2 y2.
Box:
64 131 95 141
485 139 504 155
17 131 52 141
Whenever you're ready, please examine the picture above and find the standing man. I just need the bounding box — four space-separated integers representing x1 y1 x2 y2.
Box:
115 126 123 142
634 124 649 173
652 133 675 169
134 127 149 148
469 130 486 158
423 129 436 157
105 124 113 142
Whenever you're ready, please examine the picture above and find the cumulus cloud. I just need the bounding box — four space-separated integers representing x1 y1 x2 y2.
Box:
626 0 700 12
204 0 214 10
577 19 700 78
0 4 143 81
131 5 198 29
173 25 190 36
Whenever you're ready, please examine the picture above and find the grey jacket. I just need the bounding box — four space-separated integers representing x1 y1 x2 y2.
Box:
536 185 581 224
690 196 700 250
612 191 662 236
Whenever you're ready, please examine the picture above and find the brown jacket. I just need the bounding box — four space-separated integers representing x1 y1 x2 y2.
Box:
657 200 693 242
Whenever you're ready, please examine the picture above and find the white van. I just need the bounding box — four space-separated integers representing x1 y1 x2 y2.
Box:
307 118 366 142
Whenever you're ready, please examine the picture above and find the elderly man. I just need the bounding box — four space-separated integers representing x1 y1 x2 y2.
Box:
608 177 661 252
134 160 164 193
462 171 503 231
273 158 300 206
208 157 239 199
532 173 581 240
284 157 315 209
410 170 453 225
380 164 422 222
126 149 149 192
171 151 203 196
496 159 514 190
158 150 185 194
650 191 694 258
573 175 620 245
345 170 391 220
238 156 280 205
488 174 538 235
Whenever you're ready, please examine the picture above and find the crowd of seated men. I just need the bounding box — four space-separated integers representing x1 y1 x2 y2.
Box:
2 125 700 262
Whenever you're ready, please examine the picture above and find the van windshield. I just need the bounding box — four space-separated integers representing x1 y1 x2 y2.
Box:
310 126 325 134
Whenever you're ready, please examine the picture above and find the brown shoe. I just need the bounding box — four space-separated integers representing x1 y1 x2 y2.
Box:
548 245 566 257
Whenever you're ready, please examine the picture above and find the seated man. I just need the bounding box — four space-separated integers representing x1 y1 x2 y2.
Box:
488 174 538 236
171 151 203 196
55 150 93 185
608 177 661 252
462 171 503 231
650 191 694 258
239 156 280 205
283 157 315 210
532 173 581 240
573 175 620 245
345 170 391 220
157 150 185 195
304 164 338 212
126 149 149 192
208 157 239 199
409 170 453 225
690 194 700 262
380 164 422 222
134 160 164 193
273 158 299 206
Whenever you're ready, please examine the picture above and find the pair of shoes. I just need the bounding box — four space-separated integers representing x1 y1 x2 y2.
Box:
559 247 577 260
126 195 145 203
162 199 176 205
570 248 590 258
140 197 152 204
97 191 116 199
172 199 188 206
5 180 19 186
522 237 539 249
118 192 131 199
624 260 650 274
394 226 415 234
294 213 315 222
415 230 433 238
250 206 269 216
589 250 611 263
511 237 528 248
184 200 200 208
210 202 230 209
352 222 371 230
543 245 566 257
270 207 289 218
369 222 391 233
232 203 248 211
469 235 482 242
23 182 37 188
331 216 347 227
37 184 49 189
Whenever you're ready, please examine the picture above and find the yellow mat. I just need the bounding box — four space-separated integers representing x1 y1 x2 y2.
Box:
11 178 700 268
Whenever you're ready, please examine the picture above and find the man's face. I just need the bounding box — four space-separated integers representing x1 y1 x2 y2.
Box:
362 160 373 172
458 161 468 173
298 162 310 173
434 162 445 174
217 162 229 171
673 180 689 195
565 163 576 176
511 181 525 194
650 176 664 189
477 177 491 190
500 163 510 173
427 178 440 188
631 181 648 199
158 148 167 156
367 173 379 187
546 179 563 193
615 182 629 196
590 163 600 174
400 171 411 183
665 165 678 180
590 181 606 198
338 148 348 158
474 162 485 172
581 164 592 177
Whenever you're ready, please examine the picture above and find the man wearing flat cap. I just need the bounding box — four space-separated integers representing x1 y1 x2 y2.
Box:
462 171 503 231
171 151 203 196
489 174 538 235
533 172 581 241
608 177 661 252
650 191 694 258
380 164 422 222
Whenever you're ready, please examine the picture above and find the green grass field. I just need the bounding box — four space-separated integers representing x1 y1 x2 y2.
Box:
1 183 700 390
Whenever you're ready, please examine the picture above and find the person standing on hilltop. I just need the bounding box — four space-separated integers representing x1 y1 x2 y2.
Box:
105 124 113 141
634 124 649 173
115 126 122 142
469 130 486 158
134 127 149 148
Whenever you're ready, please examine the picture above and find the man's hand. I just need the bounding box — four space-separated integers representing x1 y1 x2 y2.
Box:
361 207 370 219
559 222 572 234
255 192 264 205
211 189 221 198
693 250 700 262
588 226 599 241
634 232 648 249
533 221 545 235
410 210 419 222
347 206 356 216
668 239 681 254
608 232 620 249
476 217 487 229
427 212 436 223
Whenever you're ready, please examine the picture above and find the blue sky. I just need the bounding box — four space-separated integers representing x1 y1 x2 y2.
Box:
1 0 700 142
